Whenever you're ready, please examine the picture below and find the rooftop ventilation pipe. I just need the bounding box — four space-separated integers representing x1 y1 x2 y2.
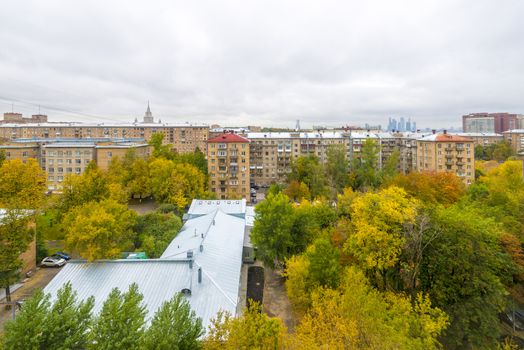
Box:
198 267 202 283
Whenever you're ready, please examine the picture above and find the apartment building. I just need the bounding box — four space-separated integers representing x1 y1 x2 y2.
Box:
207 134 250 201
450 132 503 146
0 139 150 191
416 133 475 185
462 113 524 133
0 122 207 153
502 130 524 157
246 132 348 187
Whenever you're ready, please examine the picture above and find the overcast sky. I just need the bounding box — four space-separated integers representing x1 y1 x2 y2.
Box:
0 0 522 129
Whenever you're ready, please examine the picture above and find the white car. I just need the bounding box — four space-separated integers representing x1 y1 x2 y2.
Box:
41 256 66 267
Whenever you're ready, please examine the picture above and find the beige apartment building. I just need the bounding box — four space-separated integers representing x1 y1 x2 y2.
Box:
450 132 503 147
0 140 150 191
207 134 250 201
0 122 207 154
246 131 348 187
503 129 524 157
416 133 475 185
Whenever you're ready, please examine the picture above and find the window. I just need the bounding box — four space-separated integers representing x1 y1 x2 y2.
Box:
66 159 72 164
75 159 81 164
48 167 55 173
48 176 54 181
107 152 112 158
22 151 28 157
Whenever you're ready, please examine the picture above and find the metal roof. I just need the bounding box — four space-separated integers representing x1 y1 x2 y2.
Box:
43 207 246 331
187 199 246 217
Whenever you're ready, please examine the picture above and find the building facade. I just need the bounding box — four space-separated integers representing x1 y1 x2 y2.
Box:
416 133 475 185
462 113 523 133
0 139 150 191
503 130 524 157
207 134 251 201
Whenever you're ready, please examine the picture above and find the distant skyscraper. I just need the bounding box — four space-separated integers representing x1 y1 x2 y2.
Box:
399 117 406 132
406 118 411 132
143 102 154 123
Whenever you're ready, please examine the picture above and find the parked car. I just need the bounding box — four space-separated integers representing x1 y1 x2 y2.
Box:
41 256 66 267
52 252 71 260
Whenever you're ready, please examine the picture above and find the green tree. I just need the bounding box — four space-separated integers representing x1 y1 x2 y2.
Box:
133 212 183 258
0 213 33 303
0 149 5 166
90 283 146 350
174 147 208 176
251 192 296 267
419 205 515 349
40 282 94 350
149 133 174 159
142 293 204 350
128 158 151 199
2 289 50 350
284 180 311 202
288 155 328 198
379 149 400 183
353 139 380 190
325 144 349 195
204 302 286 350
63 199 137 261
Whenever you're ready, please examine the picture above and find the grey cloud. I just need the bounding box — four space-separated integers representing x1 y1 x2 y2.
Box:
0 0 523 129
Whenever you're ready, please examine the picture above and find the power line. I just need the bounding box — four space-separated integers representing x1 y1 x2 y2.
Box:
0 95 127 123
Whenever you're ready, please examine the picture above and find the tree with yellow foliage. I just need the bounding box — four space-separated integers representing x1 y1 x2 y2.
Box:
63 199 137 261
344 186 418 280
204 302 287 350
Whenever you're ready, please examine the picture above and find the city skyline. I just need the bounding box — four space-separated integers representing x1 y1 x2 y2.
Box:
0 0 523 128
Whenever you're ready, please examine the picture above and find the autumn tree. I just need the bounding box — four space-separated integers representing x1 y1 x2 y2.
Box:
284 180 310 202
142 293 204 350
204 302 286 350
0 158 46 209
344 186 418 289
127 158 151 199
0 159 46 302
379 149 400 183
90 284 146 350
59 163 110 214
63 199 137 261
290 267 448 350
288 155 328 198
419 205 516 349
389 171 465 207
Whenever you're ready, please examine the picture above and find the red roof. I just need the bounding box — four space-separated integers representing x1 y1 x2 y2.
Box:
434 134 472 142
207 133 249 143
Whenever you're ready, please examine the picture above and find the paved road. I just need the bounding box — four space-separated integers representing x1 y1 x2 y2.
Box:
0 266 62 332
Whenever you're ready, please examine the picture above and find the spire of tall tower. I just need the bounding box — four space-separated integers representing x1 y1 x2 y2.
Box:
143 101 154 123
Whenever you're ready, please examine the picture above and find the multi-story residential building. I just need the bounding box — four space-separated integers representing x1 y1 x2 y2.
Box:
450 132 503 147
416 132 475 185
462 113 523 133
502 129 524 157
246 131 348 187
0 106 208 154
0 139 150 191
207 134 250 201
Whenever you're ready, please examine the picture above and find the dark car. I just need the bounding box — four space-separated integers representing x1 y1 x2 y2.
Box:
52 252 71 260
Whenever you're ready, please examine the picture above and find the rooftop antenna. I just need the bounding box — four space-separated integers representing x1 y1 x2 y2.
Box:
295 119 301 131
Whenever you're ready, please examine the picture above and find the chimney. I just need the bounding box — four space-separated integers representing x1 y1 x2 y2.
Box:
198 267 202 283
432 129 436 134
200 244 204 252
443 129 447 134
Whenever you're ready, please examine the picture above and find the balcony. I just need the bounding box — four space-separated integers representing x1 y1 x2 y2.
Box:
445 160 453 166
